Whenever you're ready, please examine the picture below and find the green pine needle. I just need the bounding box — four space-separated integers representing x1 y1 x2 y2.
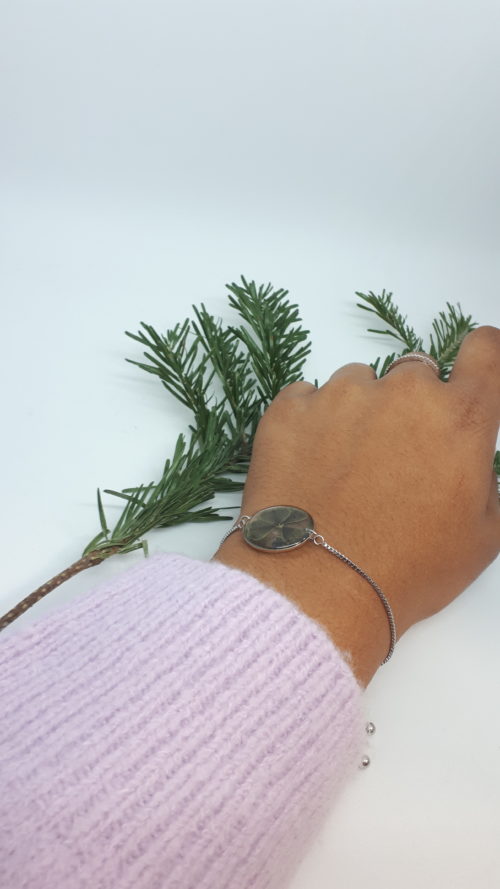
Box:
356 290 424 354
124 319 215 428
494 451 500 478
427 302 476 380
226 277 312 404
356 290 477 381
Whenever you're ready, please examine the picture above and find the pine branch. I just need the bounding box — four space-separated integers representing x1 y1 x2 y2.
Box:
0 277 310 630
82 416 245 560
356 290 424 353
190 304 260 441
2 277 496 634
90 278 312 562
427 302 477 380
227 277 312 405
93 276 313 559
124 319 215 431
357 291 477 382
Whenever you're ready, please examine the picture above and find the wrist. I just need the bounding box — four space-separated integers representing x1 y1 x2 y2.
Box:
212 530 390 686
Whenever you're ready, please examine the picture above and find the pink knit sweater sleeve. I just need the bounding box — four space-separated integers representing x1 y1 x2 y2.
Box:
0 552 364 889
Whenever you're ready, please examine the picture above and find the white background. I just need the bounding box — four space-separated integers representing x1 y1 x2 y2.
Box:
1 1 500 887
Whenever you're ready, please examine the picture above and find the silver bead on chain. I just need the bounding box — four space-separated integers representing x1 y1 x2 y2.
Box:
359 721 376 769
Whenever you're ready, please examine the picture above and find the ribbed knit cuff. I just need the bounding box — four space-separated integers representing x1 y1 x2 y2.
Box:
0 551 364 889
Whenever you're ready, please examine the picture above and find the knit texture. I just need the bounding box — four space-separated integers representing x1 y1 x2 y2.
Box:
0 552 364 889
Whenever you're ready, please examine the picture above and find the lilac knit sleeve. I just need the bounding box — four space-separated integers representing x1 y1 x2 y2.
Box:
0 552 364 889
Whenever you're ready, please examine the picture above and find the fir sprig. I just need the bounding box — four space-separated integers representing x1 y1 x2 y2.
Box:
227 277 312 403
82 413 245 560
1 278 498 632
427 302 475 379
355 290 476 380
190 303 259 441
78 277 313 563
124 318 215 430
356 289 424 350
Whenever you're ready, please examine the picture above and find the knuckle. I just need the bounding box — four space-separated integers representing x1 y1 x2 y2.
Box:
326 376 367 401
475 324 500 341
259 392 307 429
465 325 500 350
336 362 369 374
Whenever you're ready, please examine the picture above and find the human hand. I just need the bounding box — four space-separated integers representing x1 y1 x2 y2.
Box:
213 327 500 685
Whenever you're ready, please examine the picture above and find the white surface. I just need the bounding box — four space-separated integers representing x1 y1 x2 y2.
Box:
1 1 500 887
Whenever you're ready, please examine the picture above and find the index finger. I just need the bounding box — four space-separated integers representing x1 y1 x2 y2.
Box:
448 326 500 424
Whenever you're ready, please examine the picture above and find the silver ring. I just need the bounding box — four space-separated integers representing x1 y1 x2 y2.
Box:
385 352 440 377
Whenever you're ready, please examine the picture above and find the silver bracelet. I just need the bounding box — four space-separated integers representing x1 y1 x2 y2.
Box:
219 504 397 664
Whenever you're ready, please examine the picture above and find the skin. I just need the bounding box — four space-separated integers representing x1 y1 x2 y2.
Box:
212 326 500 686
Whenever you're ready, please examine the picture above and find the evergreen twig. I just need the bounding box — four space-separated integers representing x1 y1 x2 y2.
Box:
356 290 476 381
190 303 258 441
0 277 311 629
227 277 312 403
427 302 476 380
1 278 498 632
81 414 246 561
124 318 215 431
355 289 424 351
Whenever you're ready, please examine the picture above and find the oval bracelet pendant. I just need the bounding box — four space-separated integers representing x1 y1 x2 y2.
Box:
227 504 396 664
242 505 314 552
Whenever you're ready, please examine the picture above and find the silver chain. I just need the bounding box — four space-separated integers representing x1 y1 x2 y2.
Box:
218 516 396 664
218 516 251 547
307 531 396 663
